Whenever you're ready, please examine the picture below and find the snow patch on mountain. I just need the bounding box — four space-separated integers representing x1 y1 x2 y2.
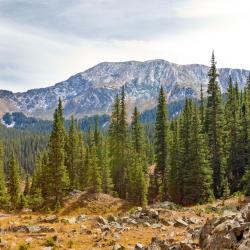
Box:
0 60 249 119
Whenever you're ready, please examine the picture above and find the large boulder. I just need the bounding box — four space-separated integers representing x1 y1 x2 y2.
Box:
199 204 250 249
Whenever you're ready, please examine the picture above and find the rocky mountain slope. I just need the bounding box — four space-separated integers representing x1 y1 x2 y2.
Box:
0 60 249 119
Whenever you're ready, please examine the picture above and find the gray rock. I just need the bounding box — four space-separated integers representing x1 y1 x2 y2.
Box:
107 215 118 223
134 243 144 249
113 243 125 250
97 216 109 225
12 225 55 233
61 217 76 224
76 214 87 223
39 215 58 223
151 223 162 229
99 224 111 232
199 204 250 249
174 218 188 227
12 225 29 233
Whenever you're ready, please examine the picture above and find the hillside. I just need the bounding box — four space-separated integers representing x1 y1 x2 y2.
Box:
0 60 249 119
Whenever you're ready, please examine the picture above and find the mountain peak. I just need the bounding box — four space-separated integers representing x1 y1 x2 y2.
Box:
0 60 249 119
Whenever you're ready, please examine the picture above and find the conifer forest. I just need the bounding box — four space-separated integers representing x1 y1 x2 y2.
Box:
1 53 250 211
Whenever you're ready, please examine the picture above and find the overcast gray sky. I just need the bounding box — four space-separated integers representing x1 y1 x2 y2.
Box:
0 0 250 92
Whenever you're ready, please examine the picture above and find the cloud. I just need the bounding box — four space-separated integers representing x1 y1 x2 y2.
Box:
0 0 250 92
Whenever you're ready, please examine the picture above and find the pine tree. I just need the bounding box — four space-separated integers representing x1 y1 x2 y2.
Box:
109 94 120 192
46 99 69 208
128 151 148 206
118 86 129 198
168 119 182 204
131 107 143 154
109 88 129 198
0 142 8 207
189 105 213 203
205 52 226 198
101 141 113 194
154 86 168 198
66 116 79 190
200 84 205 129
173 100 213 205
89 146 102 193
7 151 20 209
131 107 148 171
77 127 85 190
225 77 241 192
23 175 30 196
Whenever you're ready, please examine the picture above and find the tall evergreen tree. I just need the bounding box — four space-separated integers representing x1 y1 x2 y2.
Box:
23 175 30 196
118 86 129 198
66 116 79 189
200 84 205 129
168 119 182 204
128 150 148 206
154 86 168 198
131 107 148 172
7 151 20 209
0 142 8 207
225 77 241 192
46 99 69 208
101 141 114 194
89 145 102 193
205 52 226 198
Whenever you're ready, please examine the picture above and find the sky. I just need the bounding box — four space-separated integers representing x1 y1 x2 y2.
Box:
0 0 250 92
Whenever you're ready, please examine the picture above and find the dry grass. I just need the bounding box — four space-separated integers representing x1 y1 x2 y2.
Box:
0 195 244 249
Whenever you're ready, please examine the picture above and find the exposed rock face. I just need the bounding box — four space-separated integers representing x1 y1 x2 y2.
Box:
199 204 250 249
0 60 249 119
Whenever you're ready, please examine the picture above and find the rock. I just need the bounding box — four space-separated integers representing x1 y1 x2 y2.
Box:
126 218 138 225
11 225 55 233
143 222 151 227
180 242 195 250
0 238 8 248
97 216 109 225
39 215 58 223
42 247 53 250
25 237 33 243
69 189 82 196
110 222 123 230
146 237 168 250
79 224 87 233
12 225 29 233
76 214 87 223
160 218 174 226
27 225 42 233
107 215 118 223
185 217 200 225
113 243 125 250
113 232 120 240
61 217 77 224
151 223 162 229
99 224 111 232
174 218 188 227
134 243 144 249
199 204 250 249
187 228 201 240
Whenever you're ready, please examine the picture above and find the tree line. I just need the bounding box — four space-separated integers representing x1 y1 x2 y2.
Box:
0 52 250 210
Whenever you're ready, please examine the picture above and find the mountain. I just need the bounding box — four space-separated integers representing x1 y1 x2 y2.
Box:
0 60 249 119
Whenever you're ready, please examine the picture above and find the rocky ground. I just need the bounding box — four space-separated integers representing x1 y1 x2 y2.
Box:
0 192 247 250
